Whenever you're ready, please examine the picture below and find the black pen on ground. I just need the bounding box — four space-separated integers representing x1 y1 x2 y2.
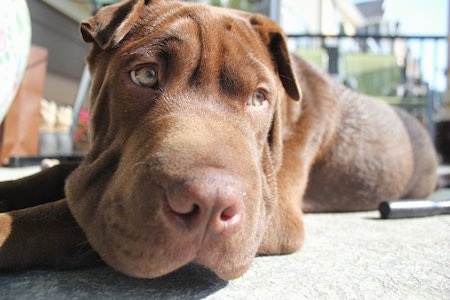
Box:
378 199 450 219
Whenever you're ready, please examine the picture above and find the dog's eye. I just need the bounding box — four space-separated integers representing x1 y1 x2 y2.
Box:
247 90 267 107
130 66 159 88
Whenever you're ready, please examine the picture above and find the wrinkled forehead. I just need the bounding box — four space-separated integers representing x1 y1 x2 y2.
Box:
123 3 268 59
118 3 276 91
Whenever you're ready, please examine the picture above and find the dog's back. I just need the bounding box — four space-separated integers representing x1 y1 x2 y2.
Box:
289 56 437 212
393 107 438 197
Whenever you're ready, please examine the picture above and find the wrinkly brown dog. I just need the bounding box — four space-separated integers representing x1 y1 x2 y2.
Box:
0 0 437 280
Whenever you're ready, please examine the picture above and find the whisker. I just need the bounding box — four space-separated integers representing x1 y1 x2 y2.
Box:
132 161 150 169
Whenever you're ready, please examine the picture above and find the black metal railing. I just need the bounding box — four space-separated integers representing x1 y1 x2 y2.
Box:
287 33 447 136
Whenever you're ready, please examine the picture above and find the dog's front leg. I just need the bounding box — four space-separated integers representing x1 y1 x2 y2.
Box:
257 164 310 255
0 199 99 270
258 198 305 256
0 163 79 212
258 167 307 255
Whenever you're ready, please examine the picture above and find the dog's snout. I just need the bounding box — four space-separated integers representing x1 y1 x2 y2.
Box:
166 169 245 234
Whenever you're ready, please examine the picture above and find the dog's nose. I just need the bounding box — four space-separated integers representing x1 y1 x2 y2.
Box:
166 169 245 234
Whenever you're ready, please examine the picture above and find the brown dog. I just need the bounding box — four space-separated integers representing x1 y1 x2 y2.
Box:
0 0 437 280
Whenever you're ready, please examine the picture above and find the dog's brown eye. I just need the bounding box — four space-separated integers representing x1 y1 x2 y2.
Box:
247 91 266 107
130 66 159 88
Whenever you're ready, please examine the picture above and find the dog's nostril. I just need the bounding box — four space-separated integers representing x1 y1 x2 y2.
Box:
181 204 200 220
220 203 241 223
167 190 200 215
213 205 242 233
221 212 233 222
169 201 199 217
166 202 201 230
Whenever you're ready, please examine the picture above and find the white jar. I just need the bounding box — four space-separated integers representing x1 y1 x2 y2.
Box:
0 0 31 123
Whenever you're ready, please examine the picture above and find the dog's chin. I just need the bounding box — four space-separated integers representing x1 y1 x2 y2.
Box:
82 197 262 281
111 259 251 281
102 248 197 280
92 220 260 280
96 239 255 280
194 253 255 280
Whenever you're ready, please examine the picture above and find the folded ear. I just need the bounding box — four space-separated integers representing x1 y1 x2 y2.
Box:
248 14 302 101
80 0 152 49
268 101 283 173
